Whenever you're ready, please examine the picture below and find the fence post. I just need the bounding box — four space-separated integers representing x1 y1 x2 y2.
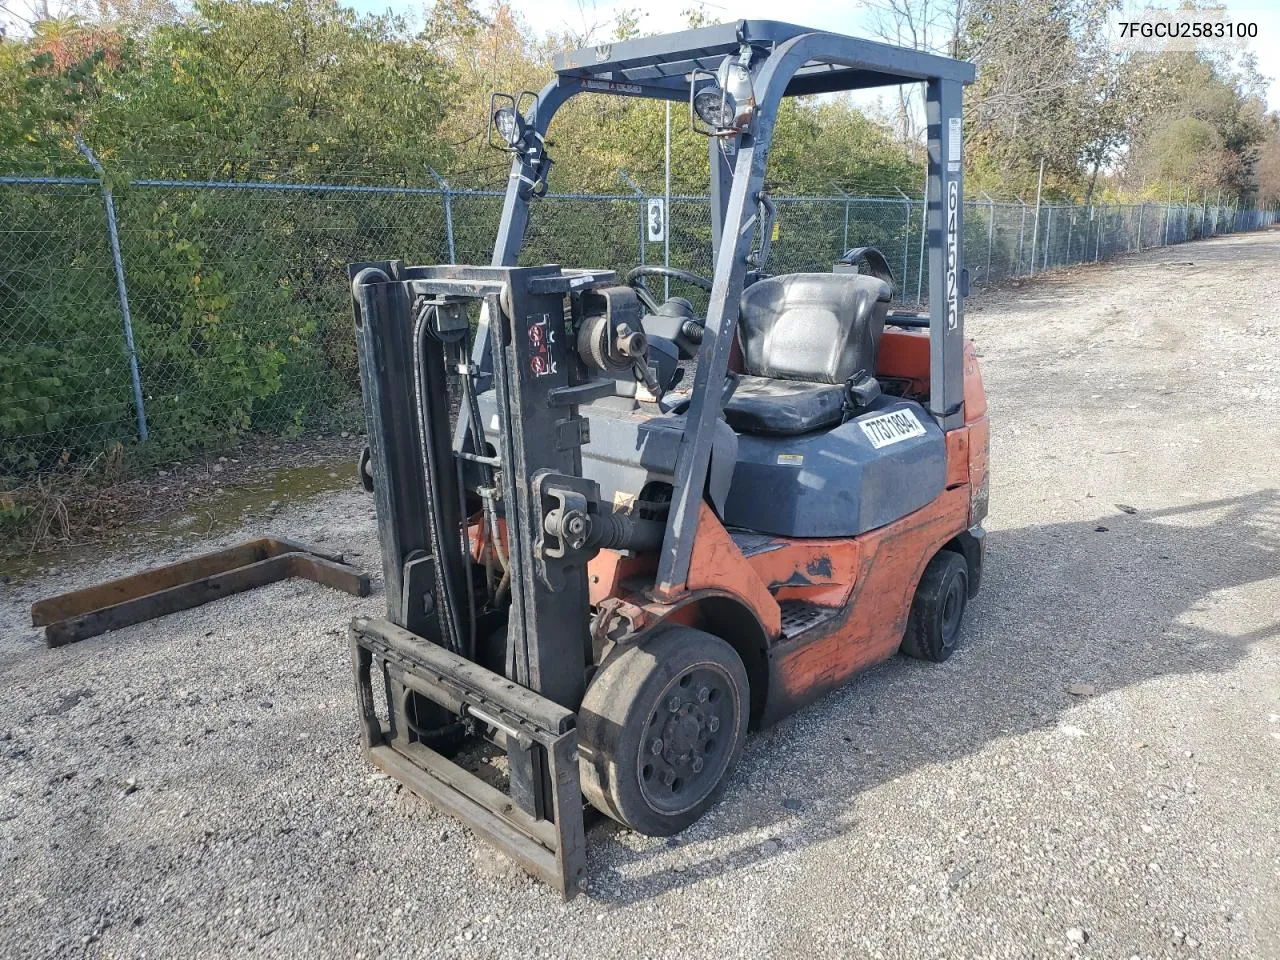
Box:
1094 206 1102 262
832 185 851 252
1016 199 1027 277
1162 187 1171 246
1136 203 1144 252
619 171 646 267
1042 206 1053 271
980 192 995 285
1029 159 1045 277
1065 209 1075 266
1086 205 1095 262
425 167 456 263
892 187 912 290
75 135 148 443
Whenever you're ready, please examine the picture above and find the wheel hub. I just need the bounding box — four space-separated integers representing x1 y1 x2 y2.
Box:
664 710 701 758
637 665 737 815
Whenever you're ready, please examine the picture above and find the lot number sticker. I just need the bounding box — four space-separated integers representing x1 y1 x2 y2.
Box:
859 408 927 449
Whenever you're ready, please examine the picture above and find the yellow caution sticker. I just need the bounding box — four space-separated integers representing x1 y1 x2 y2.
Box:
776 453 803 465
771 219 781 242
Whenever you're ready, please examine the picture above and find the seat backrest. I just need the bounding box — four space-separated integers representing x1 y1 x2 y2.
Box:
737 273 891 384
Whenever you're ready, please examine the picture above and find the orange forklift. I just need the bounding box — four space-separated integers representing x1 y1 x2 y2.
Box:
348 20 987 897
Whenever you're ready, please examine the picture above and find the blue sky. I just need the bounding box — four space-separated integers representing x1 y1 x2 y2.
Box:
348 0 1280 110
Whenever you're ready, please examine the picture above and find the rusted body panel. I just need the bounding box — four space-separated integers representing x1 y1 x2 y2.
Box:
962 340 988 421
740 536 861 607
758 486 971 725
587 549 656 605
876 327 930 395
963 341 990 523
944 429 970 488
685 504 782 636
967 416 990 523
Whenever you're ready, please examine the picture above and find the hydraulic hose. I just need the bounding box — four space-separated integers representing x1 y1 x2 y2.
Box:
411 304 466 655
456 336 504 661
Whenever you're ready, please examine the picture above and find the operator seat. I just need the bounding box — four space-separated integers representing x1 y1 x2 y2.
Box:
723 273 891 436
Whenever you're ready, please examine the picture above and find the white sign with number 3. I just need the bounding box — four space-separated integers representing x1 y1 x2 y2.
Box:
647 198 666 242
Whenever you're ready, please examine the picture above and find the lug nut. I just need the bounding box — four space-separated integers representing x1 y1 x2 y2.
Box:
668 696 682 712
706 716 720 733
696 686 710 703
662 770 675 786
691 756 704 773
649 738 664 755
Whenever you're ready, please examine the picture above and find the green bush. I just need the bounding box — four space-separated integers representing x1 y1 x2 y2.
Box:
0 185 134 475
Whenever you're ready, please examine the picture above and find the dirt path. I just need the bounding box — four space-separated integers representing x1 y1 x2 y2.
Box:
2 232 1278 959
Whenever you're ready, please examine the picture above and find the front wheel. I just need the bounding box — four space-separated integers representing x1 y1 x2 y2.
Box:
578 627 749 836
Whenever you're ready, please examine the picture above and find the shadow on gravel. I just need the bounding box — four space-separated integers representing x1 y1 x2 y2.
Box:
583 488 1280 904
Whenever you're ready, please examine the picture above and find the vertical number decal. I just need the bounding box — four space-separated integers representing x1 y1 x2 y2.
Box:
946 180 959 331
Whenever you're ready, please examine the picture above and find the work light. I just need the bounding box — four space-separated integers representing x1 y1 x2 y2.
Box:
689 50 756 136
693 87 735 129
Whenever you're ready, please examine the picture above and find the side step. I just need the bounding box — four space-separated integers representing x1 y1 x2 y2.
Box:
778 599 841 639
349 617 586 898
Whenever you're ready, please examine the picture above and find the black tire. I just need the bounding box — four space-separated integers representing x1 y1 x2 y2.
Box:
900 550 969 662
578 627 749 836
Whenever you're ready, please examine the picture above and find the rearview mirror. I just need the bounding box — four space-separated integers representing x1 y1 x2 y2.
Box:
488 91 539 151
489 92 524 149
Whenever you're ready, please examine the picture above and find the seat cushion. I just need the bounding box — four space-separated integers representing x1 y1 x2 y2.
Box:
722 375 846 437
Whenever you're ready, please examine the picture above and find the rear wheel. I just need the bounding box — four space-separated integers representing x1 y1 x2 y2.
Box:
578 627 749 836
900 550 968 662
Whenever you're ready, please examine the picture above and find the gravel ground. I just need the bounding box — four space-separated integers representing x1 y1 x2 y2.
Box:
3 231 1279 959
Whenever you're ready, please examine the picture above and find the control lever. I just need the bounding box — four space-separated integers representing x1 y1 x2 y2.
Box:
606 319 667 403
747 191 776 270
720 371 740 406
632 356 664 402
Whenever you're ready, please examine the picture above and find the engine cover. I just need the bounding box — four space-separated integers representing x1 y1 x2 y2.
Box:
721 398 946 537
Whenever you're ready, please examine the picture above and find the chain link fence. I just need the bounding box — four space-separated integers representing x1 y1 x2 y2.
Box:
2 170 1276 485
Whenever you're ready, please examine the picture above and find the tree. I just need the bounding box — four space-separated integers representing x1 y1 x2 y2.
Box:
1256 116 1280 208
861 0 965 147
960 0 1117 199
1122 50 1269 201
80 0 457 182
0 17 125 173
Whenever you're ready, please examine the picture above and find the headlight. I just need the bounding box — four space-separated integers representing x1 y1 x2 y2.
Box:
493 106 521 145
690 51 756 136
693 88 734 129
